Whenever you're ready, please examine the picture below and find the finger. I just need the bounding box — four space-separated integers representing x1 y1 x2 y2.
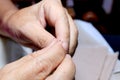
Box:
43 0 70 51
20 39 66 80
19 21 55 49
54 9 70 51
46 54 76 80
66 11 78 55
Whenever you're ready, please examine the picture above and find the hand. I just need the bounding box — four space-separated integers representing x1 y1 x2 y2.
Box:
1 0 78 54
0 40 75 80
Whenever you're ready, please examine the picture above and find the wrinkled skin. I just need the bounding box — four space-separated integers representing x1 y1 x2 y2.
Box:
0 40 75 80
0 0 78 79
1 0 78 55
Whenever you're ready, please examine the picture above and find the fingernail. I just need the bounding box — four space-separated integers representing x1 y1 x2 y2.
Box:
62 42 69 52
66 54 71 59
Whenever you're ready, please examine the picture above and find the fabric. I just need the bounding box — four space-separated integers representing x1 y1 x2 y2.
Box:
72 20 119 80
73 46 118 80
74 19 113 53
0 37 32 67
110 60 120 80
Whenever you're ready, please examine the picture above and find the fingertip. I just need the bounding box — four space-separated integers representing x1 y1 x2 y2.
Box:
46 54 76 80
61 41 69 52
65 54 76 70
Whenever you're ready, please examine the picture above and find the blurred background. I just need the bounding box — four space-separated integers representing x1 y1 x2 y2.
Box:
63 1 120 78
63 0 120 60
12 0 120 59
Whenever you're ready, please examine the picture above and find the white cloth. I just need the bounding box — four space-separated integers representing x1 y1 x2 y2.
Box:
0 37 32 67
73 20 120 80
74 20 114 53
110 60 120 80
73 46 118 80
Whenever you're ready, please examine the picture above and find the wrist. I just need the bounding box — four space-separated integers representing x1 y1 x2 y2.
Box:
0 9 18 36
0 0 19 37
2 9 18 23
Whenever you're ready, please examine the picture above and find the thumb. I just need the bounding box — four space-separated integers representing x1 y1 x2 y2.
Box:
0 40 66 80
46 54 76 80
18 22 55 50
18 39 66 80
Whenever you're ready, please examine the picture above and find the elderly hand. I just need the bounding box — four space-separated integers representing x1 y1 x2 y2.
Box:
0 40 75 80
0 0 78 55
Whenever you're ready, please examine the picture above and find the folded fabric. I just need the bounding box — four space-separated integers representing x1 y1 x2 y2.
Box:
74 19 114 53
110 60 120 80
72 45 118 80
72 20 119 80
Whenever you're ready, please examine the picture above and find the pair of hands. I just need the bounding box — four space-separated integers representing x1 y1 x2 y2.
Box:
0 0 78 79
0 40 75 80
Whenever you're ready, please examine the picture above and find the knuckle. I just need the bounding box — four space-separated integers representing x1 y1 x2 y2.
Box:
35 59 53 79
26 52 38 60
